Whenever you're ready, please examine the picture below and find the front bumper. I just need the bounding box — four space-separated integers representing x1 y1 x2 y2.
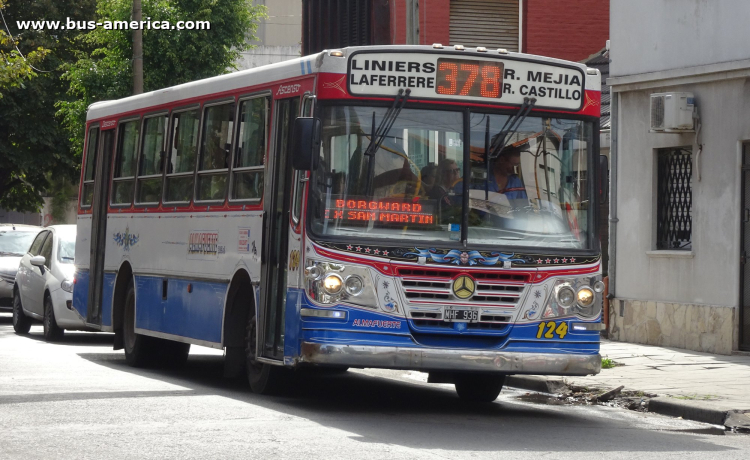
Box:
300 342 601 376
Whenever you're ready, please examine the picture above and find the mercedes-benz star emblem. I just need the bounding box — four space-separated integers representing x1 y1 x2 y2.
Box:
452 274 476 300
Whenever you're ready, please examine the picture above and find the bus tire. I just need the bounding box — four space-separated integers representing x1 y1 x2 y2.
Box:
43 295 64 342
123 279 155 367
12 287 31 334
245 314 285 394
454 374 506 402
158 340 190 368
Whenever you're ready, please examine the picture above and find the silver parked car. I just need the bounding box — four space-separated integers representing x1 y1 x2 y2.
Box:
0 224 42 312
13 225 88 340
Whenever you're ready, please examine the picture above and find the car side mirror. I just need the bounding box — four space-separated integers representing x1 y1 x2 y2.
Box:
30 255 46 267
291 117 321 171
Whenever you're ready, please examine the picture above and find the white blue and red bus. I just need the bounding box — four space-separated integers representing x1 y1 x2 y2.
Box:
73 44 604 401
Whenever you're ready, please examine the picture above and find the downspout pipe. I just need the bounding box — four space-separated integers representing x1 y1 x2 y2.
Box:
607 92 619 306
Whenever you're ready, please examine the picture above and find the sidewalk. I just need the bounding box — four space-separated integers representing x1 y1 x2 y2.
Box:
506 339 750 429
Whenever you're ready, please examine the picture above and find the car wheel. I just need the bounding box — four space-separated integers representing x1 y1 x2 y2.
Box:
43 295 64 341
123 279 156 367
454 374 506 402
12 288 32 334
245 314 287 394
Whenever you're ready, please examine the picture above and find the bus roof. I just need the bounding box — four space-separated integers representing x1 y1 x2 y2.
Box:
86 45 600 121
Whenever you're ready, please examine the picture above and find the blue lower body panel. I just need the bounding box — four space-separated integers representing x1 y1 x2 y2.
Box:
135 275 225 344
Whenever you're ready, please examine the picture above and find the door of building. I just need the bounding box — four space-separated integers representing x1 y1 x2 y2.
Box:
740 143 750 350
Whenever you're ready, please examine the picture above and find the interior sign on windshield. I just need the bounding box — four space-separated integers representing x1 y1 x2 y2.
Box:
347 52 586 111
325 198 436 225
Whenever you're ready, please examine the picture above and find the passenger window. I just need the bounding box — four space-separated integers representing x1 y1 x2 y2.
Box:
137 114 168 204
197 102 234 201
81 126 99 207
28 231 48 256
39 233 53 268
232 96 268 201
112 119 140 205
165 109 199 203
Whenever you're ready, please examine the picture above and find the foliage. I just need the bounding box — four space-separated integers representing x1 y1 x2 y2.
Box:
601 357 616 369
57 0 266 156
0 0 95 212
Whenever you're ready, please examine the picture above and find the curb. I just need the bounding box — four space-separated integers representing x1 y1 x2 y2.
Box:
505 376 750 429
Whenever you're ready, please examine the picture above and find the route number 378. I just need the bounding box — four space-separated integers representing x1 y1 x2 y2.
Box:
536 321 569 339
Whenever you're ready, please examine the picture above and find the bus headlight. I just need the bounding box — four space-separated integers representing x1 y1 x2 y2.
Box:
556 284 576 308
323 274 343 295
577 287 594 307
344 275 364 296
538 277 603 320
305 260 379 308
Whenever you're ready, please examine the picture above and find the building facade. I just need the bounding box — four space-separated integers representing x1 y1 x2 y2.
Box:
608 0 750 354
302 0 609 62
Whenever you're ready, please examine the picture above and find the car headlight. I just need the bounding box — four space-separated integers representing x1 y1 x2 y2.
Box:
61 279 74 293
322 274 343 295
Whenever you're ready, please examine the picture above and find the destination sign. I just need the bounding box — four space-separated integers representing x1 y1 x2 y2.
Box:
324 198 436 225
348 52 586 110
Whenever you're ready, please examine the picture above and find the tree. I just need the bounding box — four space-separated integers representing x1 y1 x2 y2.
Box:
0 0 95 212
58 0 266 157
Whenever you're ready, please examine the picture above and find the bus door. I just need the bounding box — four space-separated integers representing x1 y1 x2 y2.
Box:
86 125 115 326
259 97 300 360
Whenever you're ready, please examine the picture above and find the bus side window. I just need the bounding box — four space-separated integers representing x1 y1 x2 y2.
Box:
197 101 235 202
111 118 140 205
136 114 168 204
165 108 200 203
232 96 269 201
81 126 99 208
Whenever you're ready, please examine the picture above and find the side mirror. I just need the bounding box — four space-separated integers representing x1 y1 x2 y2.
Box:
291 117 321 171
30 255 46 268
598 154 609 204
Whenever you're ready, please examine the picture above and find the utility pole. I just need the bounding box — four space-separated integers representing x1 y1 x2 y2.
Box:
132 0 143 94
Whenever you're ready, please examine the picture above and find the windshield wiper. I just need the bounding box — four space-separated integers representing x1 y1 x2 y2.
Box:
363 88 411 194
484 97 537 200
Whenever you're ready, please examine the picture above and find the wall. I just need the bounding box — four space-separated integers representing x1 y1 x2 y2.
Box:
390 0 450 46
239 0 301 69
524 0 609 62
610 0 750 77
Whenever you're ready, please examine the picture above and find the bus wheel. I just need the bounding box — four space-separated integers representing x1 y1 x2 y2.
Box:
12 288 31 334
123 280 154 367
158 340 190 368
43 296 64 342
454 374 506 402
245 314 285 394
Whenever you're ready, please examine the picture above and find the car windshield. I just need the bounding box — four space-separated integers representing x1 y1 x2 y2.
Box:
57 233 76 264
0 230 39 256
309 105 593 250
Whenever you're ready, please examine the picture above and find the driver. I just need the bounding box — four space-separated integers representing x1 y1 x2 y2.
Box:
486 143 528 200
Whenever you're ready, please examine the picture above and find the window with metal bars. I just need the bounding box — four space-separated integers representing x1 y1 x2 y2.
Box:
656 147 692 250
302 0 372 55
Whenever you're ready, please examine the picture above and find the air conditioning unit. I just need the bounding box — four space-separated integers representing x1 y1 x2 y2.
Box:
650 92 695 132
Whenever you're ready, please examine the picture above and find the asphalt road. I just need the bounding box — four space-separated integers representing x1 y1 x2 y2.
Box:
1 313 748 460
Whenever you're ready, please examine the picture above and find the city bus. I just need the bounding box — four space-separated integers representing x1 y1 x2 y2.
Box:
73 44 604 401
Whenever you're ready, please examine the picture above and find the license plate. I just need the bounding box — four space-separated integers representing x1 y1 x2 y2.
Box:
444 308 478 322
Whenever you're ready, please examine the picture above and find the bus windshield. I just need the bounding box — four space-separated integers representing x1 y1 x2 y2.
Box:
309 105 594 250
